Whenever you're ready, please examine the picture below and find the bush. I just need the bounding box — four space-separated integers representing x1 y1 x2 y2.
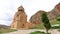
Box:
30 31 45 34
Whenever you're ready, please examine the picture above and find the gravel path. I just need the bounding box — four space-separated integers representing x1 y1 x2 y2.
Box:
51 29 60 34
4 29 60 34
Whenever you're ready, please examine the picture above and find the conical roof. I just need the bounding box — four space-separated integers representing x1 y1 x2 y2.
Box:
18 6 24 11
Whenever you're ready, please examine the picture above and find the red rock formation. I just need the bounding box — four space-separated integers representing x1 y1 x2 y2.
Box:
29 10 45 24
55 3 60 10
48 3 60 21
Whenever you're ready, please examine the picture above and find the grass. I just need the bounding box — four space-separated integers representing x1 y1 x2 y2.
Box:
50 19 60 25
58 29 60 31
50 15 60 25
31 23 45 29
0 29 17 34
30 31 45 34
50 18 60 29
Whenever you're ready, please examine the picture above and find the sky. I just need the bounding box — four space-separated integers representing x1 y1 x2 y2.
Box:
0 0 60 26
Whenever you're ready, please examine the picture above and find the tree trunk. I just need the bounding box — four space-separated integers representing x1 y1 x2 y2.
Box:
46 29 49 34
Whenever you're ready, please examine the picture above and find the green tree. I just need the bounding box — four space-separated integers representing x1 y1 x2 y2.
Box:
41 12 51 34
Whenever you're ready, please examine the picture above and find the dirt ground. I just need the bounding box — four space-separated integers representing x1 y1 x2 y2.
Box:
4 29 60 34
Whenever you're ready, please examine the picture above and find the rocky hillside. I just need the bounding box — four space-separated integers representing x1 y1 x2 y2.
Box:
29 10 46 24
0 24 9 29
29 3 60 24
48 3 60 21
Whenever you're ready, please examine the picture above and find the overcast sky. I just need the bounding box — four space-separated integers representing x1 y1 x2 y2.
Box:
0 0 60 26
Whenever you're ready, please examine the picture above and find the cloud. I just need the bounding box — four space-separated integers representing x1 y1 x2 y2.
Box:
0 20 12 26
0 0 16 26
0 10 14 26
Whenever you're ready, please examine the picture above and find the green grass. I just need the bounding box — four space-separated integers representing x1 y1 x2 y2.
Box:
0 29 17 34
58 29 60 32
30 31 45 34
50 19 60 25
31 23 45 29
50 15 60 25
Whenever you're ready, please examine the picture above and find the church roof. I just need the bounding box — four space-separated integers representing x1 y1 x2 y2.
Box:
18 6 24 8
18 5 24 11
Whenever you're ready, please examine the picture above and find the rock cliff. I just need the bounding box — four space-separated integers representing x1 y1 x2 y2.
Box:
29 3 60 24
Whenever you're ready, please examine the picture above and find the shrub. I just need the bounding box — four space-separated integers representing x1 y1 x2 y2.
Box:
30 31 45 34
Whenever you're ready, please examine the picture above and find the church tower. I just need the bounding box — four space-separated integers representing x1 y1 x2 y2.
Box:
10 6 27 29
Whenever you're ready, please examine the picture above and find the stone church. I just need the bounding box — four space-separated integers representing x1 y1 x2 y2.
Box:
10 6 36 29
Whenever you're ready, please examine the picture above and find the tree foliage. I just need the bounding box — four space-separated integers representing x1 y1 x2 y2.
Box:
41 12 51 34
41 12 51 30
